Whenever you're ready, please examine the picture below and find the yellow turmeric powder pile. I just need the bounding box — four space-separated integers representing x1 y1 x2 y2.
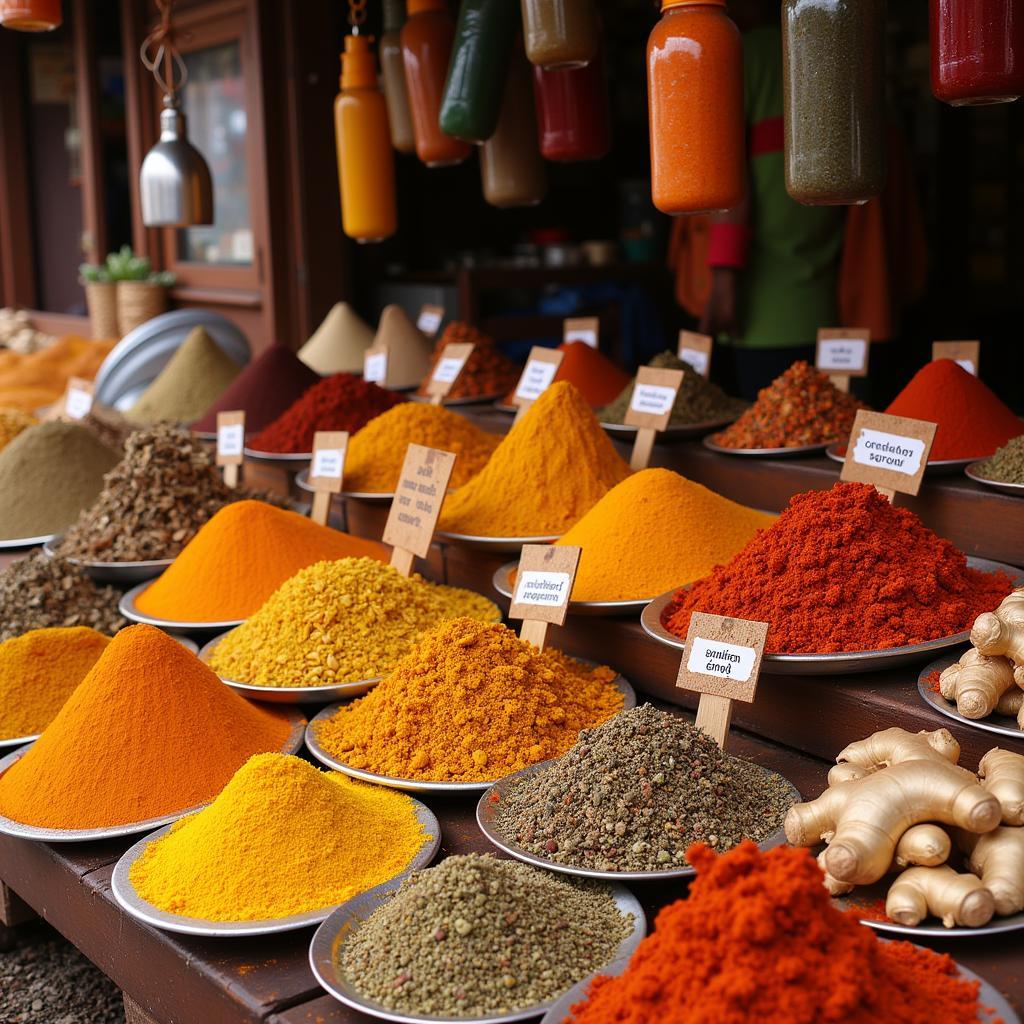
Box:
438 381 631 538
209 557 500 687
0 407 36 452
312 617 624 783
0 626 109 741
344 403 500 493
554 469 775 601
129 753 428 921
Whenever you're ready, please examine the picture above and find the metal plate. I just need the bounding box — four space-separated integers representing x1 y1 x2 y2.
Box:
43 538 172 585
601 416 739 442
477 760 799 881
435 531 560 553
918 651 1023 739
492 402 517 415
491 562 651 617
965 460 1024 496
0 532 57 550
119 579 245 634
641 557 1024 675
0 709 306 843
410 392 506 407
825 442 975 475
243 447 312 465
305 673 637 794
309 879 646 1024
93 309 250 411
199 630 381 705
294 469 392 503
109 798 441 937
702 434 832 458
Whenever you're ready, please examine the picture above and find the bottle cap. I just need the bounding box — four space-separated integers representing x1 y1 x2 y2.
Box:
407 0 447 15
340 34 378 91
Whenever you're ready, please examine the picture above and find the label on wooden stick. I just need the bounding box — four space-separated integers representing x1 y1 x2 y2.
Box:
383 444 456 559
508 544 580 627
932 340 979 376
563 317 599 349
676 612 768 704
841 410 936 498
624 366 684 432
64 377 94 420
677 331 712 378
363 349 388 384
425 342 473 400
216 411 245 465
309 431 348 493
513 346 563 405
417 304 444 337
816 328 870 376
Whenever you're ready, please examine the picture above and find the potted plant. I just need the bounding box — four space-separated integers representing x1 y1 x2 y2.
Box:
78 261 118 340
104 246 176 336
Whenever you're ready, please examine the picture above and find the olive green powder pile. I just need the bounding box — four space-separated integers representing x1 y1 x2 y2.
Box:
496 705 795 872
600 351 747 426
341 854 631 1017
974 435 1024 485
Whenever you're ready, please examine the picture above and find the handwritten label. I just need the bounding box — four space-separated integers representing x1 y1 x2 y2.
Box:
687 637 757 682
383 444 456 559
425 342 473 401
564 316 599 349
630 383 676 417
309 431 348 492
676 612 768 705
216 411 245 464
841 410 937 498
853 429 926 475
417 304 445 337
508 544 581 627
514 571 572 607
816 328 870 376
364 350 388 384
514 347 563 404
933 340 979 377
677 331 712 378
624 366 684 432
432 357 465 384
64 377 94 420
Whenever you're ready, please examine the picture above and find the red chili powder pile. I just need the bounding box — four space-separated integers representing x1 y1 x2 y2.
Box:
567 841 994 1024
663 482 1011 653
250 373 404 454
885 359 1021 461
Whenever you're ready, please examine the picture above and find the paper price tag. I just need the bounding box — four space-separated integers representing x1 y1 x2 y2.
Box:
383 444 456 573
624 367 684 432
677 331 712 378
513 346 564 406
309 431 348 491
433 357 465 384
64 377 94 420
563 316 599 349
630 382 676 418
932 340 979 377
508 544 581 650
417 304 445 337
364 350 388 384
840 410 937 500
216 411 245 463
816 327 870 384
425 342 473 402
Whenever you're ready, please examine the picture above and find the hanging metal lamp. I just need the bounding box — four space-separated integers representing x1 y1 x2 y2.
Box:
138 0 213 226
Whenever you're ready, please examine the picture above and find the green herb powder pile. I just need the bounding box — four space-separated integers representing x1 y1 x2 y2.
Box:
974 434 1024 485
495 705 796 872
340 854 631 1017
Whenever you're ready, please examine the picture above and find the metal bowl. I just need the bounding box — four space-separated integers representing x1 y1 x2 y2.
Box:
491 562 651 617
294 468 393 504
0 533 58 551
600 416 739 442
43 538 171 585
965 460 1024 496
918 651 1023 740
435 531 559 553
119 579 245 635
825 442 975 476
702 435 832 458
409 392 506 407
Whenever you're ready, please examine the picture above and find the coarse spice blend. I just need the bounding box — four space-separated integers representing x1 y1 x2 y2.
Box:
974 435 1024 485
340 854 632 1017
494 706 795 872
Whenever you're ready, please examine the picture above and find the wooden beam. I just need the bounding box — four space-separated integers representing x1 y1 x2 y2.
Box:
72 0 107 265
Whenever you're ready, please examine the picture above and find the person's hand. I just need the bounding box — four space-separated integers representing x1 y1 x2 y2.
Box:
700 267 741 338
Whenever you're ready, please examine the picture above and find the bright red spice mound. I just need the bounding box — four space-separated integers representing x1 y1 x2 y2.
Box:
662 482 1011 653
567 842 992 1024
249 373 403 454
886 359 1022 461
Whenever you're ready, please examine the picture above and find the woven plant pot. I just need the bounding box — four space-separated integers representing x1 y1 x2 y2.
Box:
83 280 119 340
117 281 169 336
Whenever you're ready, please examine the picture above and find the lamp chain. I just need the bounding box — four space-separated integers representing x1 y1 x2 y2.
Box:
140 0 189 98
348 0 367 35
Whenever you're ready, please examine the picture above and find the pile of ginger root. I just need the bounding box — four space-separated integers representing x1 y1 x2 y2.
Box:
940 588 1024 727
786 726 1024 929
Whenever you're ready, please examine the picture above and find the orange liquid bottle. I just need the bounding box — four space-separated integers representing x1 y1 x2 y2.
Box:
0 0 62 30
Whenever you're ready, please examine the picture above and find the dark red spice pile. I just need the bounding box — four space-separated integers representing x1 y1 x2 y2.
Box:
662 482 1011 654
416 322 519 400
249 373 404 454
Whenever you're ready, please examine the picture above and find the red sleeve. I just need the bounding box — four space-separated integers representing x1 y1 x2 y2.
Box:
707 222 751 269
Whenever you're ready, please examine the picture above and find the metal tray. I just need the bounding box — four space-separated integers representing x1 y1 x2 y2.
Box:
119 579 245 634
702 435 832 458
435 531 560 553
600 416 738 442
825 442 975 475
641 556 1024 675
309 878 646 1024
0 532 58 551
491 562 650 617
965 460 1024 496
43 538 171 585
305 673 637 794
243 447 312 465
200 630 381 705
294 468 392 504
477 760 798 881
918 651 1023 739
0 709 306 843
410 392 506 407
110 798 441 937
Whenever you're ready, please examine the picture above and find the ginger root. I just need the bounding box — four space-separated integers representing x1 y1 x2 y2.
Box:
885 865 995 928
995 686 1024 724
978 748 1024 826
894 824 951 868
972 588 1024 668
959 826 1024 916
939 648 1017 720
827 727 960 787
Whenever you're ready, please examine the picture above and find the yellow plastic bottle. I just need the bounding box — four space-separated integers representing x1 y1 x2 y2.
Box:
334 35 397 242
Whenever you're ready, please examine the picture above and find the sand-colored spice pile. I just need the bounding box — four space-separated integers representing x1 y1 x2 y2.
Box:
0 627 109 741
554 469 774 601
0 625 293 829
135 500 388 622
710 360 865 449
503 341 630 408
370 304 433 388
344 403 500 493
127 327 242 425
416 322 519 400
129 753 429 921
439 381 631 537
0 335 113 412
312 617 623 783
208 559 500 688
0 407 36 451
298 302 375 376
0 421 119 541
662 482 1012 653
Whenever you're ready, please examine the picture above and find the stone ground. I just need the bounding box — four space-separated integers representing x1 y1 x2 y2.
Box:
0 921 123 1024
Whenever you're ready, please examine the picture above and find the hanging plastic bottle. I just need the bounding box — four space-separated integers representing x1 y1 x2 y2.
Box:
401 0 472 167
648 0 744 214
481 43 547 207
380 0 416 153
931 0 1024 106
0 0 62 31
782 0 885 205
439 0 518 143
334 35 397 242
533 46 611 162
520 0 598 69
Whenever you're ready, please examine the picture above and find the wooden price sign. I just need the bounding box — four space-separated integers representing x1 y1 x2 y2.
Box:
816 327 871 392
363 346 388 385
933 340 980 376
675 612 769 748
216 410 245 489
63 377 94 420
511 346 563 422
507 544 581 652
425 342 474 405
623 365 684 470
383 443 456 576
563 316 599 349
308 431 348 526
677 330 713 378
417 303 445 337
840 409 937 502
